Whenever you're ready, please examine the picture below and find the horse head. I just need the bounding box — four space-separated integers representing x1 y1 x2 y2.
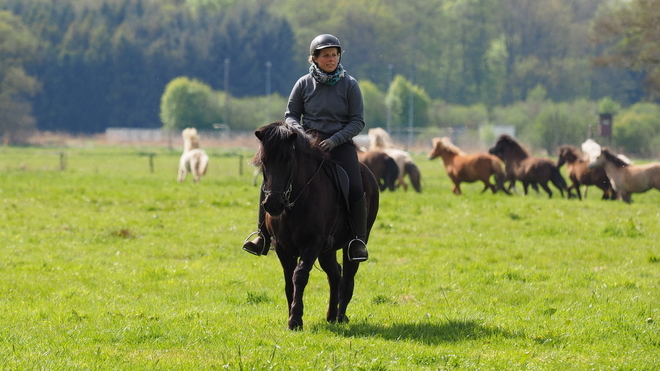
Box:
255 122 301 217
489 135 528 161
428 137 463 160
557 145 579 168
588 148 629 169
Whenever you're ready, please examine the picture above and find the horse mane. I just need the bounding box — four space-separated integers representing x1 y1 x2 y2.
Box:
434 137 466 156
252 121 325 168
496 134 529 156
601 148 629 168
558 145 580 159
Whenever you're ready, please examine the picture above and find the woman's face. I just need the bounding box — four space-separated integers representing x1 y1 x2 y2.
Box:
313 47 340 73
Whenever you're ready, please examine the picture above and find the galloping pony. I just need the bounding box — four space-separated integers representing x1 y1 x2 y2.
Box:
368 128 422 192
488 135 567 198
556 145 616 200
357 149 400 192
428 137 510 195
253 121 379 330
588 148 660 203
178 128 210 183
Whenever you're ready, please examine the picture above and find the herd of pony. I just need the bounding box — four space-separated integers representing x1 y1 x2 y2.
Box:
360 127 660 204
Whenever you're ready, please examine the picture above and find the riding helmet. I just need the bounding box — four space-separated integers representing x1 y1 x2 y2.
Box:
309 34 342 56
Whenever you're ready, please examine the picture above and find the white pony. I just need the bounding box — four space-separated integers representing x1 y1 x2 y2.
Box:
178 128 210 183
580 138 631 197
368 128 422 192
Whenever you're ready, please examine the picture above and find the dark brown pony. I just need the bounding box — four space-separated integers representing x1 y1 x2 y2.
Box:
556 145 617 200
488 135 567 198
253 122 379 330
357 149 400 192
428 137 510 195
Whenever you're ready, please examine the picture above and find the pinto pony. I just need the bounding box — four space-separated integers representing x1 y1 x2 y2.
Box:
368 128 422 192
588 148 660 203
428 137 509 195
253 121 379 330
556 145 616 200
488 135 567 198
178 128 210 183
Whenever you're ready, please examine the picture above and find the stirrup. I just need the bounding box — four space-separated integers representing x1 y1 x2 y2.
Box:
243 231 267 256
347 238 368 262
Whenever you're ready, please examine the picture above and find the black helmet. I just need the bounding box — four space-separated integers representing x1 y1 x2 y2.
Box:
309 34 342 56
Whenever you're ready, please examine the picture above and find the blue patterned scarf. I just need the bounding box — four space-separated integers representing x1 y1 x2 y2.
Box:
309 64 345 85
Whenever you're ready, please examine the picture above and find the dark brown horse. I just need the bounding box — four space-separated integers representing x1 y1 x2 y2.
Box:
253 122 379 330
428 137 510 195
357 149 400 192
488 135 567 198
556 145 617 200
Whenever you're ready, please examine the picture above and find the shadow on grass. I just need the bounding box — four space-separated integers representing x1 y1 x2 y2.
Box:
317 318 521 345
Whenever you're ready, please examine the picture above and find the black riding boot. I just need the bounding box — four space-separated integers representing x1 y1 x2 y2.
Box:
243 191 271 256
348 194 369 262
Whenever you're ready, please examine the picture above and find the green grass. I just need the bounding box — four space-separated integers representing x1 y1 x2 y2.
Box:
1 145 659 370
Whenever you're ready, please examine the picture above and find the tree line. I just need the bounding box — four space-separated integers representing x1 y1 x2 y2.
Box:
1 0 660 155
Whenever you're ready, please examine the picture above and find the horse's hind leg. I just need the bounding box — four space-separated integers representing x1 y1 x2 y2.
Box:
540 183 554 198
318 252 341 323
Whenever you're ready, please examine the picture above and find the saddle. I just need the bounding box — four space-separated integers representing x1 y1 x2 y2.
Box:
324 163 351 210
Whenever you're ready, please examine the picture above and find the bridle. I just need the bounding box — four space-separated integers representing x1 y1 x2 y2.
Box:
261 146 325 209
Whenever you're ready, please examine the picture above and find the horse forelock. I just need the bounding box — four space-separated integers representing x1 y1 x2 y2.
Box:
602 148 629 168
255 121 321 168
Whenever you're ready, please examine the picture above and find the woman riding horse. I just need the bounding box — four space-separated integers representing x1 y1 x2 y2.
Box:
243 34 369 262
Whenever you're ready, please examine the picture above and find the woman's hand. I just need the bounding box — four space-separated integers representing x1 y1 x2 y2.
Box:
319 139 337 152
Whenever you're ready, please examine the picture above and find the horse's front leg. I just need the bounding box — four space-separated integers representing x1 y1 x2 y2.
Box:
287 254 317 330
275 246 297 318
317 251 341 323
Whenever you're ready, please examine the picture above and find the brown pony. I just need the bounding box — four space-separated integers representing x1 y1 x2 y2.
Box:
588 148 660 203
488 135 568 198
357 150 400 192
556 145 617 200
428 137 510 195
254 122 379 330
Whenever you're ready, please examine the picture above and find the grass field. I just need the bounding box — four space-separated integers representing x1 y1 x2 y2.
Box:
0 144 659 370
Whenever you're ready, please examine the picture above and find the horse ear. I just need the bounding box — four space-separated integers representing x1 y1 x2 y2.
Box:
255 129 264 141
288 132 298 142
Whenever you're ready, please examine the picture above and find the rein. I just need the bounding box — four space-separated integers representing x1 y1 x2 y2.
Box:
262 153 325 209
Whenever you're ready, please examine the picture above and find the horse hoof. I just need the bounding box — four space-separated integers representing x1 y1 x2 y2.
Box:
337 314 350 323
288 319 303 330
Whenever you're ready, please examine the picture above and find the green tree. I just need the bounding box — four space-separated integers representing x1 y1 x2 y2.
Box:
385 75 431 133
613 103 660 156
359 80 386 130
160 77 221 131
592 0 660 100
0 11 40 144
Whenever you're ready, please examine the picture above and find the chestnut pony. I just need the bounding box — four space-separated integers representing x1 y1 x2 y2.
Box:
488 135 568 198
588 148 660 203
253 122 379 330
556 145 616 200
428 137 509 195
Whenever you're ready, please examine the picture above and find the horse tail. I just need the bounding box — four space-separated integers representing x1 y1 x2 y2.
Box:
199 151 210 175
404 161 422 193
551 166 568 191
384 155 400 191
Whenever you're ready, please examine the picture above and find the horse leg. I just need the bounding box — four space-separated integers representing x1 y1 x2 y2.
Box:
452 182 462 195
337 257 360 324
540 182 553 198
287 254 317 330
275 247 297 324
317 252 341 323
